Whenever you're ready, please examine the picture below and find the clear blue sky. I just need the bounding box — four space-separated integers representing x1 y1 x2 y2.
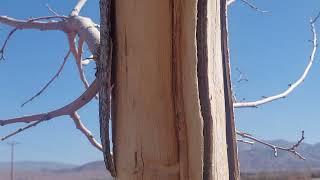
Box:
0 0 320 165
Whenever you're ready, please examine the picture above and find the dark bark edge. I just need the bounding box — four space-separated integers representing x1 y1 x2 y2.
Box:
196 0 239 179
196 0 212 179
220 1 240 180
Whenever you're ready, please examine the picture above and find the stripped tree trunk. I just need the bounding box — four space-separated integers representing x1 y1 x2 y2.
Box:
100 0 239 179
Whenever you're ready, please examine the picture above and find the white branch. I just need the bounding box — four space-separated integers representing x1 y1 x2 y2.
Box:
68 33 90 89
237 139 254 145
70 0 88 16
0 16 65 31
234 20 318 108
227 0 236 6
0 79 99 126
70 112 103 151
0 3 104 156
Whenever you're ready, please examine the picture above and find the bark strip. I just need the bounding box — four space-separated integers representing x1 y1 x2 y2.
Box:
99 0 116 177
196 0 212 179
220 1 240 179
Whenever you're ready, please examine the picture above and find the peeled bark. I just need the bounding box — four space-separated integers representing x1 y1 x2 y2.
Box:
101 0 239 179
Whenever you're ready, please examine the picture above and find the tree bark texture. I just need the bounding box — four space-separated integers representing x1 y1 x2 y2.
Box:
100 0 239 179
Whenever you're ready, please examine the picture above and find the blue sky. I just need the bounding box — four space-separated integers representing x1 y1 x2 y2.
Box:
0 0 320 165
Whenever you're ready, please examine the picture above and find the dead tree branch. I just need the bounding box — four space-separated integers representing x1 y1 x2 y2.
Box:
21 50 71 107
70 0 88 16
70 112 103 151
0 79 99 126
234 17 319 108
68 33 90 90
227 0 268 13
237 131 306 160
1 119 43 141
237 139 254 145
1 109 103 153
46 4 60 17
0 16 66 60
0 16 65 30
235 67 249 83
0 0 109 173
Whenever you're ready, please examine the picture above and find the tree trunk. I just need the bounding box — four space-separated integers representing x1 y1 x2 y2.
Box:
101 0 239 179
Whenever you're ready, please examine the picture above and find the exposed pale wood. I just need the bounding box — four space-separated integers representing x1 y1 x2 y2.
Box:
112 0 237 179
172 0 203 179
113 0 179 179
197 0 232 179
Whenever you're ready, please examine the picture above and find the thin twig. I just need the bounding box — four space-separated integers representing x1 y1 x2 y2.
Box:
1 119 44 141
21 50 71 107
227 0 268 13
240 0 268 13
0 79 99 126
237 130 306 160
46 4 61 17
0 16 66 60
70 112 103 151
237 139 254 145
234 17 319 108
235 67 248 83
68 33 90 90
1 111 104 153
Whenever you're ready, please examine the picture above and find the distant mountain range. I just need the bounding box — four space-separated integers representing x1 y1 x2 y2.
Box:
1 139 320 179
0 161 112 180
0 161 76 171
238 139 320 172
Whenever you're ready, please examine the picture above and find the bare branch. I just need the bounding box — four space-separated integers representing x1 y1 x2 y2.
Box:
21 50 71 107
240 0 268 13
2 111 103 153
0 16 65 30
46 4 60 17
1 120 43 141
0 79 99 126
0 28 17 60
68 33 90 90
70 112 103 151
70 0 88 16
234 19 318 108
235 67 248 83
227 0 237 6
237 131 306 160
0 16 66 60
227 0 268 13
237 139 254 145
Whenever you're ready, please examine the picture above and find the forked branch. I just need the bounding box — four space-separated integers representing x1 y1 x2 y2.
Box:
0 0 107 171
237 131 306 160
0 16 66 60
